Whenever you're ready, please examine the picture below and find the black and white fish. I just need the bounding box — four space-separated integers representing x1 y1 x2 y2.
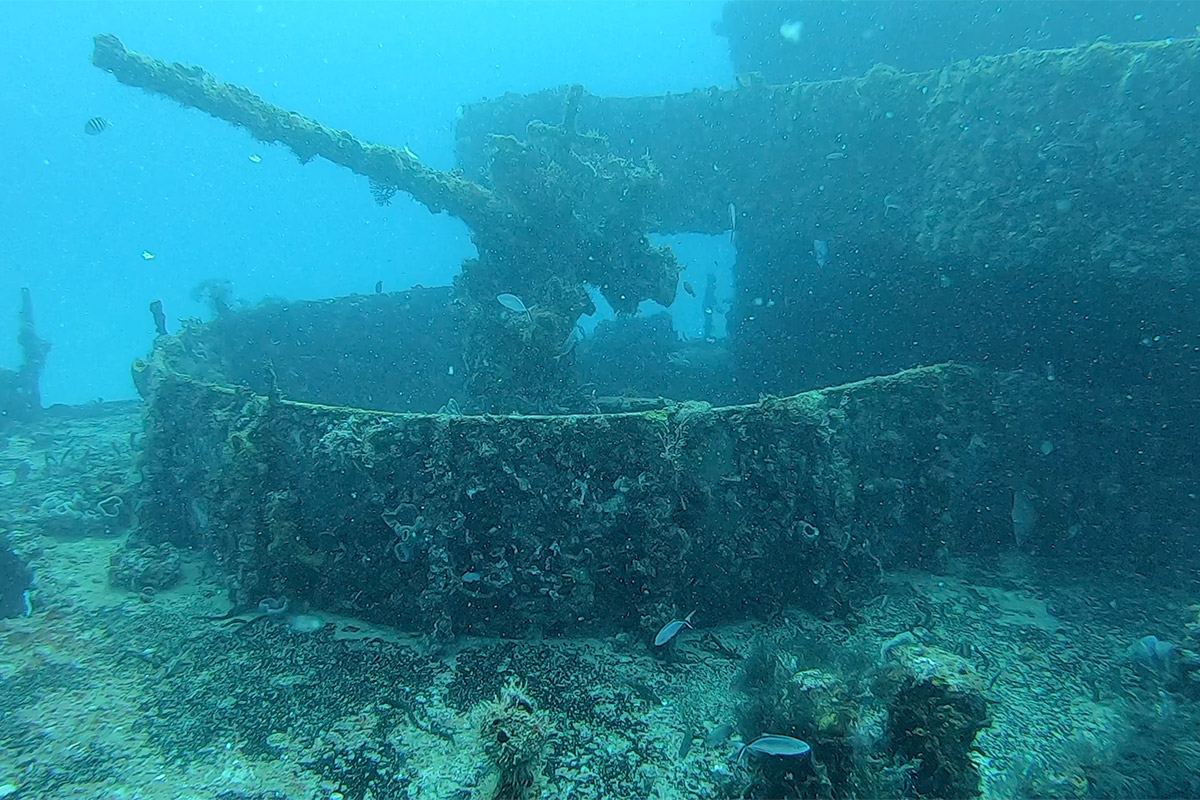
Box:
83 117 110 135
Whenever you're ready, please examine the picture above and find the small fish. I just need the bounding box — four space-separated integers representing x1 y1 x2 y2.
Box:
825 151 846 161
83 117 110 135
678 731 694 759
682 281 696 298
654 610 696 646
403 145 419 160
626 679 663 705
1011 488 1037 545
705 723 735 748
728 203 737 244
497 293 532 321
737 734 811 764
248 154 262 163
141 250 156 261
779 20 803 43
555 324 585 361
813 239 829 268
375 280 383 294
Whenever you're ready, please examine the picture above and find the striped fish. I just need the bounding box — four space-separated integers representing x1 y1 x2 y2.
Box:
83 117 110 135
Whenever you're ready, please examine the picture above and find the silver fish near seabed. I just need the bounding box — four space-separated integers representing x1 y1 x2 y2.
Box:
1011 488 1037 547
555 324 585 360
813 239 829 268
705 722 735 748
496 293 532 321
728 203 737 244
678 731 694 759
654 610 696 646
737 734 812 764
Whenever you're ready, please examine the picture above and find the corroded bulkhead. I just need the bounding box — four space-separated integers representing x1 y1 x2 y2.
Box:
136 303 1020 640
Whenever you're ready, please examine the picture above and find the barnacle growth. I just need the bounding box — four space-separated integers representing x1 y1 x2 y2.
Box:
474 678 548 800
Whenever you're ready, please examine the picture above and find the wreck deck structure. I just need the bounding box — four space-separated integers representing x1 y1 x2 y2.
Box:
90 34 1200 642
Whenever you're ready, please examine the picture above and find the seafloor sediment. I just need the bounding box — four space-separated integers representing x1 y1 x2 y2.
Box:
2 402 1199 799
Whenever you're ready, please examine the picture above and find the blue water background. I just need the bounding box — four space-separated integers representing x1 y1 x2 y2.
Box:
0 1 728 405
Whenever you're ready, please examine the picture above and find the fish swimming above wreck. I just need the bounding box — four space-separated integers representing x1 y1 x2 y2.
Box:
654 610 696 646
83 116 110 135
497 292 533 322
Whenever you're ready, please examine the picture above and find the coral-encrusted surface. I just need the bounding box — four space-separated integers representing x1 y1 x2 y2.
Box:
457 40 1200 401
143 287 468 414
135 363 1012 640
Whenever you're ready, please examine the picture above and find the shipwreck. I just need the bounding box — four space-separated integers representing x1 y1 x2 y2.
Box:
85 32 1200 643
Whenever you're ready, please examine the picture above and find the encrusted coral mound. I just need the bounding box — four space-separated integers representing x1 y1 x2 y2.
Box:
474 678 549 800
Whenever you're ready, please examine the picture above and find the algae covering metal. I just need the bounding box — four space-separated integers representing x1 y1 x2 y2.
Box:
0 289 51 427
94 33 1200 411
92 35 682 414
457 38 1200 398
137 287 468 414
137 362 1011 641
